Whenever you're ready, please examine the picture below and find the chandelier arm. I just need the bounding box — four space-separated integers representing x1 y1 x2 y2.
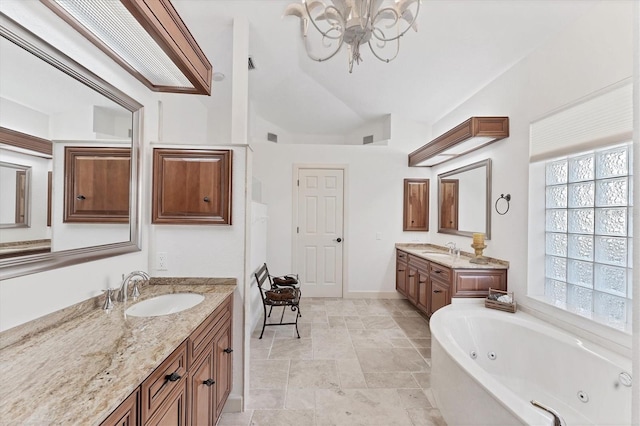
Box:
304 2 346 41
304 33 345 62
371 1 420 42
368 35 400 63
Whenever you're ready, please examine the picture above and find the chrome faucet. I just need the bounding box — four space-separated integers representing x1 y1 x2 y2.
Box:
445 242 457 254
117 271 150 303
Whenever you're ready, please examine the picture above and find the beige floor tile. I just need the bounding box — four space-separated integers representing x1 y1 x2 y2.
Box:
356 347 429 373
423 388 438 407
409 338 432 348
336 358 367 389
269 338 312 360
315 388 413 425
250 409 315 425
288 359 340 389
390 338 414 348
250 360 290 389
298 310 328 324
251 348 271 360
364 372 420 388
285 388 315 409
344 316 364 329
327 316 347 328
393 316 431 338
247 389 286 410
417 346 431 359
396 388 433 409
218 410 254 426
361 315 399 329
406 408 447 426
412 371 432 389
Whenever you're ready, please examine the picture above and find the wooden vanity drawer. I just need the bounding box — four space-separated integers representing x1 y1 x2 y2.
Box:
188 295 231 366
429 262 451 281
396 250 408 263
408 254 430 272
141 341 188 424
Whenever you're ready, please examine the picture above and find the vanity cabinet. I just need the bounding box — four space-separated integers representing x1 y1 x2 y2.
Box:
64 147 130 223
152 148 232 225
103 294 233 426
396 249 506 316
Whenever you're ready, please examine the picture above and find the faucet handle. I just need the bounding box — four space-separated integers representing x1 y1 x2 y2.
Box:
102 288 115 311
131 280 141 300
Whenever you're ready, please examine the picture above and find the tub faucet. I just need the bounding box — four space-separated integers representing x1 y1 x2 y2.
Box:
117 271 150 303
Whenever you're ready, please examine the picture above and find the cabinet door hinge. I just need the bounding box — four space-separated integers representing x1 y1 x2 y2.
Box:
297 227 299 234
297 179 299 186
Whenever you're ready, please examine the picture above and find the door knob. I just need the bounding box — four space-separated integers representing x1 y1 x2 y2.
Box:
334 238 342 243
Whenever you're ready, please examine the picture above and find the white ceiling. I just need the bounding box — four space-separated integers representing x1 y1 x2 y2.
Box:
172 0 598 137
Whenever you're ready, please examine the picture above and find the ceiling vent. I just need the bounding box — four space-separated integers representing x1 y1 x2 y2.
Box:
363 135 374 144
248 56 256 70
267 132 278 143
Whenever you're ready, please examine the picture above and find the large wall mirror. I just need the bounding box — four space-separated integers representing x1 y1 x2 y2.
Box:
0 14 142 279
438 159 492 239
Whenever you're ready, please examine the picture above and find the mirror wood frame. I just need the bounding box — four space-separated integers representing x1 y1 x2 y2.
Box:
437 159 492 240
0 13 142 280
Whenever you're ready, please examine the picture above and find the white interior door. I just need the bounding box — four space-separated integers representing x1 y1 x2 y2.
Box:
296 168 344 297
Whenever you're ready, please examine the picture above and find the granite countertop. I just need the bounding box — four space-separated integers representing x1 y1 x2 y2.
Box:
395 243 509 270
0 278 236 425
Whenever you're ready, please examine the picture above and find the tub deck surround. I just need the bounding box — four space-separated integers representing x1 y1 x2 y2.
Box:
430 304 633 426
0 278 236 425
395 243 509 270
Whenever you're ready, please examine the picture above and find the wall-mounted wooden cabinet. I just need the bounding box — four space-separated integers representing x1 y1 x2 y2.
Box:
403 179 429 231
152 148 232 225
64 147 130 223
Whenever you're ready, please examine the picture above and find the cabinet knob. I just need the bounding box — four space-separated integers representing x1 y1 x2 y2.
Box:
165 372 181 382
434 270 442 274
203 196 210 202
223 347 233 354
76 195 86 200
203 378 215 387
433 289 443 294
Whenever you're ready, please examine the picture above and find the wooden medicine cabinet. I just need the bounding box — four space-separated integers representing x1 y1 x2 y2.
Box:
64 146 131 223
152 148 232 224
403 179 429 231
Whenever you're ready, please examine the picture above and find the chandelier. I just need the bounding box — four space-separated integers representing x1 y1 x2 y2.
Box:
284 0 420 73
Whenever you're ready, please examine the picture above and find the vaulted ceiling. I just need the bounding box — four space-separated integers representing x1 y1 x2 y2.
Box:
172 0 598 137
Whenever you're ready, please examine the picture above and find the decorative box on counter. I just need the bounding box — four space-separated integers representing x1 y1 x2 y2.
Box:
485 288 516 313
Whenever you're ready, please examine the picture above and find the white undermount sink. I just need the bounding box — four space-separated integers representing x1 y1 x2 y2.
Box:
421 251 452 257
125 293 205 317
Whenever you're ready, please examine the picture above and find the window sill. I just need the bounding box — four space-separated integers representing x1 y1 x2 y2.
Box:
522 295 632 358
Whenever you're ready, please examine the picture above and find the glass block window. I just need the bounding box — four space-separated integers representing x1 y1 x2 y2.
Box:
544 143 633 328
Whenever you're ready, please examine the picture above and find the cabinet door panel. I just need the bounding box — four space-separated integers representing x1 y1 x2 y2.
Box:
416 270 430 314
213 321 232 421
190 352 214 426
453 270 507 297
403 179 429 231
144 380 188 426
406 266 418 304
430 279 451 316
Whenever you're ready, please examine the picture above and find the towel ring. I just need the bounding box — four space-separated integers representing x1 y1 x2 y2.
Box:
495 194 511 215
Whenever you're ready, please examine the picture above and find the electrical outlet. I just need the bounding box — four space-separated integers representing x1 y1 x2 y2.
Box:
157 252 168 271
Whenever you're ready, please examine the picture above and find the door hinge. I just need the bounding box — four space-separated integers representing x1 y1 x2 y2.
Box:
297 227 299 233
297 179 299 186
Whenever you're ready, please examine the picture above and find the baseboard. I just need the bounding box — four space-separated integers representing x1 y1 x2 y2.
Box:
343 291 405 299
222 394 243 413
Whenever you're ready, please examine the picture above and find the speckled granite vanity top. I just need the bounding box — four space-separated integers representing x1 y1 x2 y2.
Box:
0 278 236 425
396 243 509 269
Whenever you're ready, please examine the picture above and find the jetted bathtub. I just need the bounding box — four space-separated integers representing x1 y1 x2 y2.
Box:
430 303 632 425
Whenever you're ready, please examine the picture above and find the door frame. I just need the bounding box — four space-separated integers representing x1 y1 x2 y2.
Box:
292 164 348 298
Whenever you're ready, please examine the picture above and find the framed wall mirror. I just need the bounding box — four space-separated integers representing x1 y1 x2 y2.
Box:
438 159 492 239
0 13 142 279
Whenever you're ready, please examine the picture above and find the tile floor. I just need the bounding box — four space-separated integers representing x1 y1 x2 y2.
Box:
218 298 447 426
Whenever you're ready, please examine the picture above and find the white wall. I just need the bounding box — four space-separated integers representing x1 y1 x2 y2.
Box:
0 98 49 139
429 1 634 347
252 142 432 296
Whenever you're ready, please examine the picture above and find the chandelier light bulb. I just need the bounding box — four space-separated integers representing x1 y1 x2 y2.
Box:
284 0 420 73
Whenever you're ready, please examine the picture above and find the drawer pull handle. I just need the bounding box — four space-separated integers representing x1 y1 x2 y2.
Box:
434 270 442 274
419 280 427 284
433 290 443 293
203 378 216 387
165 372 181 382
223 347 233 354
408 273 415 277
76 195 86 200
203 196 210 202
